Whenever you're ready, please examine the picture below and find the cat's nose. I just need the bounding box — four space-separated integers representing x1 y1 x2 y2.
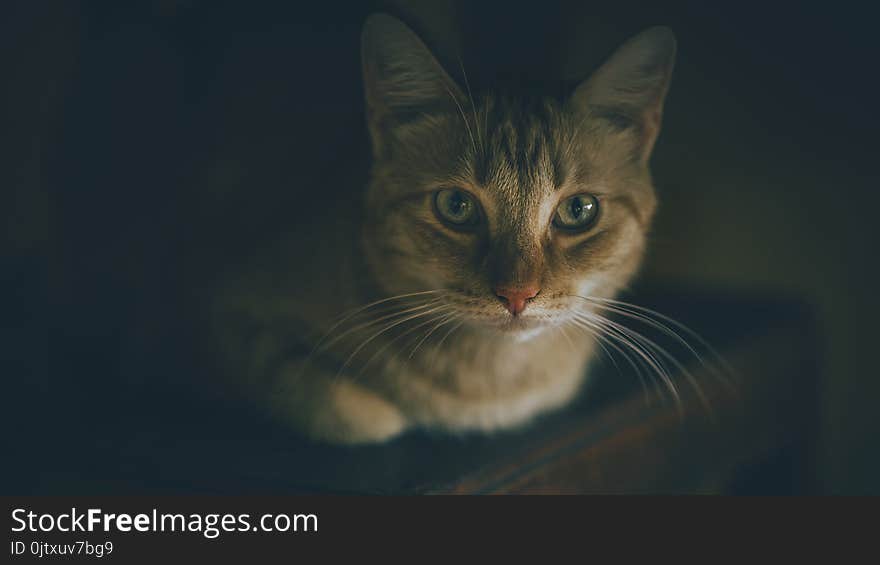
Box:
495 285 540 316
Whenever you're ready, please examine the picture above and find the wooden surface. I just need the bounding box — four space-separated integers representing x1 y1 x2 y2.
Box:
15 288 819 494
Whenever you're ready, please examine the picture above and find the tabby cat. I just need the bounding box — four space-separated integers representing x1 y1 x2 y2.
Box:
208 14 676 444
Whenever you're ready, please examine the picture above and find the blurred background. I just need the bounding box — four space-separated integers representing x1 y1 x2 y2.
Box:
4 1 878 493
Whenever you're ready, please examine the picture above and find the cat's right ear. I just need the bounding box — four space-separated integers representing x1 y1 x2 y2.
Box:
571 27 676 165
361 14 466 158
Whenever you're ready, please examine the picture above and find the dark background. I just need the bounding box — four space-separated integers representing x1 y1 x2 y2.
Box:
4 1 878 493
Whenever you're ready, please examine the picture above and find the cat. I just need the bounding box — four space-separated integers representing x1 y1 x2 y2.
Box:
205 14 676 444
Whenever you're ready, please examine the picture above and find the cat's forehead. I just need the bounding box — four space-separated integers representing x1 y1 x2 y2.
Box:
471 95 572 204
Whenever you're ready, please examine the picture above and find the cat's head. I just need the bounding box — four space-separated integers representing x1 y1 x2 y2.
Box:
360 14 674 335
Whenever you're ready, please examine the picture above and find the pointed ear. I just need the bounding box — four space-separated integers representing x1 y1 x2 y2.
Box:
361 14 466 157
571 27 676 164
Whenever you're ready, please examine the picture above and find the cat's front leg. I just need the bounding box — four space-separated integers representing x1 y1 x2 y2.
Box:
267 362 409 445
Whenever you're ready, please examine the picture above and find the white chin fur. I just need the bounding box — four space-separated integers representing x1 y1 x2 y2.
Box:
513 326 547 342
575 277 603 297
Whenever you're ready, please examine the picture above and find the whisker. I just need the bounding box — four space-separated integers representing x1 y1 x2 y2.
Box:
315 297 443 356
431 318 465 365
292 291 444 382
565 318 653 407
348 310 455 382
458 57 484 156
568 293 738 416
587 312 713 415
562 318 615 373
569 316 661 407
440 79 478 157
336 304 454 378
311 290 443 353
576 312 680 409
575 295 738 391
407 312 459 361
556 323 577 353
597 303 736 400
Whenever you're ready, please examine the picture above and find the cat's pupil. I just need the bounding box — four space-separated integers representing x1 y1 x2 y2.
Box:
570 198 583 218
450 193 467 216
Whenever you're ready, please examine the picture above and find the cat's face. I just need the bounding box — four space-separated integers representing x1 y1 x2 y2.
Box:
360 15 674 336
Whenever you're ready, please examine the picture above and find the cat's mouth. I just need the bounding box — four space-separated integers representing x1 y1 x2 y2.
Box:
461 308 558 336
442 292 567 336
499 315 549 334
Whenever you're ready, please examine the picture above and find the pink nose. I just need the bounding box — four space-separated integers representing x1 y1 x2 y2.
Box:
495 285 540 316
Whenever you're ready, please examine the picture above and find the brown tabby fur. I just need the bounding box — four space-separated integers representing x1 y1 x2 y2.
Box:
207 15 675 443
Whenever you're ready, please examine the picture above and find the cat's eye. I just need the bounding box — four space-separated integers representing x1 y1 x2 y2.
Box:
434 188 480 228
553 194 600 231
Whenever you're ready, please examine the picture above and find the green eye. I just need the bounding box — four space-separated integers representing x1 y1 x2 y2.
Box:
434 189 480 228
553 194 599 231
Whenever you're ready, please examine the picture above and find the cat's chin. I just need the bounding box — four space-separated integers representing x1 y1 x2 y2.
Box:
476 315 553 340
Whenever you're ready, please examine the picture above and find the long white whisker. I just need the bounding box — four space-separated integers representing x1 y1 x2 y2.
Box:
293 291 444 381
440 80 478 157
408 312 459 361
576 312 680 409
590 313 713 414
349 309 456 381
336 304 453 378
556 323 576 353
311 290 443 351
576 295 738 389
431 319 465 365
569 316 659 406
316 298 443 356
595 303 736 398
458 57 484 156
568 318 653 406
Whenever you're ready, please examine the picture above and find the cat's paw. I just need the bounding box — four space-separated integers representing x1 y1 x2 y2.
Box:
318 380 408 444
274 378 408 445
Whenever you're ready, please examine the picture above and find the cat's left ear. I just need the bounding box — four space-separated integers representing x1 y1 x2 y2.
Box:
361 14 467 158
571 27 676 164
